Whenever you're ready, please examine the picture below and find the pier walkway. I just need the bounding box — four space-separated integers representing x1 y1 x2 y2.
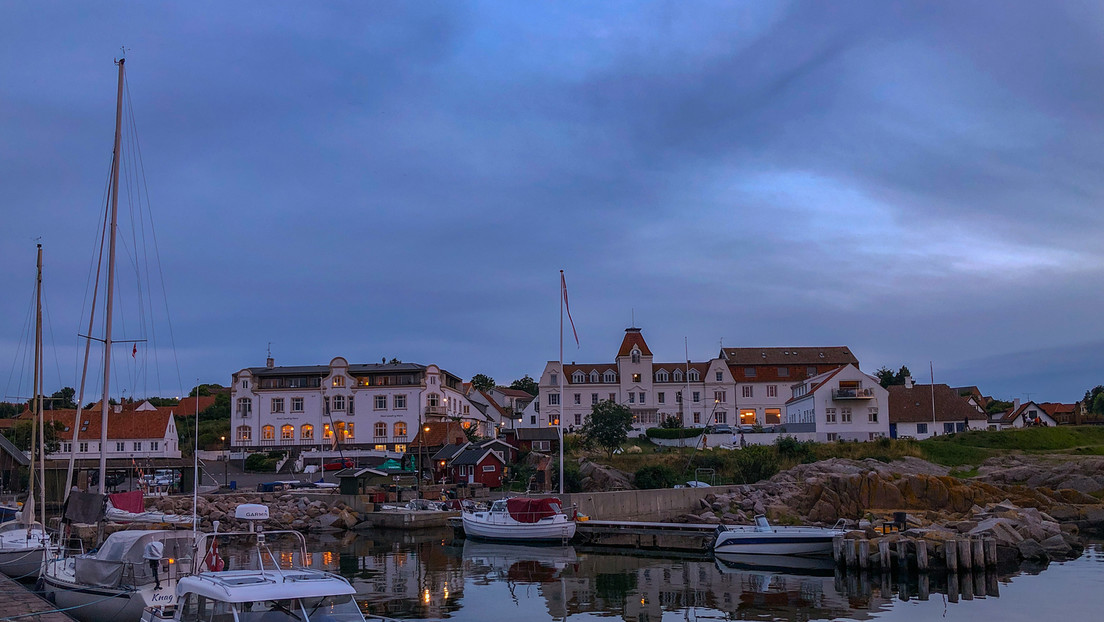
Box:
0 573 74 622
575 520 718 552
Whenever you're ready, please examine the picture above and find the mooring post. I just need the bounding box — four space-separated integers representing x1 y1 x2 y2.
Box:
986 569 1000 597
846 538 858 568
896 540 908 570
961 570 975 600
958 538 973 571
972 538 984 569
918 572 930 601
833 535 845 565
984 537 997 567
879 540 891 569
947 571 960 603
945 541 958 572
973 569 986 597
916 539 929 571
858 539 870 570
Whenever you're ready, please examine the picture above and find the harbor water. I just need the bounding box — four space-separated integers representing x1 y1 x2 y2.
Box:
246 529 1104 621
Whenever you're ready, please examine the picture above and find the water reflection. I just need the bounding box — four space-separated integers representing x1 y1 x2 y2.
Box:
273 531 1103 621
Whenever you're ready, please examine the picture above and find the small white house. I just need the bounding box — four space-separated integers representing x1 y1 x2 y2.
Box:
784 364 890 442
990 400 1059 430
887 381 989 439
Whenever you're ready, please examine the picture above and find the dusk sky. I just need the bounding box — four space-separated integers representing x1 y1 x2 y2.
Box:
1 2 1101 405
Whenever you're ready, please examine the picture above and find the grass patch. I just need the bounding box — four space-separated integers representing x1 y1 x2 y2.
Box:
948 466 980 478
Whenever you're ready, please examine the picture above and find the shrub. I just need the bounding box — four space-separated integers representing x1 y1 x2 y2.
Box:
244 453 275 471
732 445 779 484
775 436 815 462
646 427 704 439
634 464 679 489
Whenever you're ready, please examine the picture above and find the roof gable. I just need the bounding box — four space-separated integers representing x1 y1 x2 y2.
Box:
617 328 652 357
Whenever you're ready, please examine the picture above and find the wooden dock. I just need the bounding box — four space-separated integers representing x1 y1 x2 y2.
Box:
574 520 718 553
0 573 74 622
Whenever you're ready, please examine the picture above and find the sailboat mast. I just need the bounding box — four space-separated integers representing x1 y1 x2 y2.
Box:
36 244 46 525
99 57 125 496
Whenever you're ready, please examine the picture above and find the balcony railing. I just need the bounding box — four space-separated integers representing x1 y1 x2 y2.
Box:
832 388 875 400
425 405 447 416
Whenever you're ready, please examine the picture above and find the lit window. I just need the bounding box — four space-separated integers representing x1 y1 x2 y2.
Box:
301 424 314 440
632 373 641 382
394 422 407 437
262 425 275 441
281 424 294 440
323 424 333 439
332 376 345 388
236 425 252 441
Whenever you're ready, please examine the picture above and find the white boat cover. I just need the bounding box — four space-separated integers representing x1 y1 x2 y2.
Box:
73 530 194 588
104 499 196 525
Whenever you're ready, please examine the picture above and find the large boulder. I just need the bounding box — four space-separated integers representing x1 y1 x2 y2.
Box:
1016 538 1050 562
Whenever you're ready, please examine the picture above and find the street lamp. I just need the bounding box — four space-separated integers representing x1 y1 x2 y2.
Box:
220 436 228 487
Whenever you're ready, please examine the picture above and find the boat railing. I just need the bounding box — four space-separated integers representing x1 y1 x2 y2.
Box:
831 518 847 530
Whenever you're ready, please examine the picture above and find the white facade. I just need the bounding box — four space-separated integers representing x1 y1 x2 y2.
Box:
46 400 181 460
721 347 860 427
531 328 736 434
230 357 489 453
784 364 890 442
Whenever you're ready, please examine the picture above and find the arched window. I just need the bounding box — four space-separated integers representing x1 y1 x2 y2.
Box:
673 369 683 382
300 424 314 440
631 349 641 364
344 422 355 440
394 421 408 438
236 425 251 441
261 425 275 441
280 424 294 441
656 370 669 382
427 393 440 407
374 422 387 438
332 376 345 387
688 370 700 382
603 370 616 383
572 371 585 384
590 370 599 383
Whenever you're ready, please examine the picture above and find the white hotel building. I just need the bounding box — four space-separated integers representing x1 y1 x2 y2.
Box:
230 357 489 454
529 328 866 434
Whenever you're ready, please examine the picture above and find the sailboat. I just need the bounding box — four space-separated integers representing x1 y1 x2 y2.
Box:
39 57 199 622
0 244 51 580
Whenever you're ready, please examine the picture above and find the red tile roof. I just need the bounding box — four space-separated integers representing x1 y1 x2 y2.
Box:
887 384 989 423
38 408 173 440
410 421 468 448
496 388 535 399
617 328 652 357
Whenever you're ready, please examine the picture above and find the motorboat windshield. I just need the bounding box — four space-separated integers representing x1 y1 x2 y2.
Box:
178 593 365 622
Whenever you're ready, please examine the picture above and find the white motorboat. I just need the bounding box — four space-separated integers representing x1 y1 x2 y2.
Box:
0 520 50 579
41 529 196 622
712 515 846 557
140 504 366 622
461 498 576 542
140 568 366 622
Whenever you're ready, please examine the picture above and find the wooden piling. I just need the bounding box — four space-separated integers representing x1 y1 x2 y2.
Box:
972 538 984 570
957 539 973 571
858 539 870 570
845 538 858 568
879 540 891 569
896 540 908 570
984 538 997 567
961 571 974 600
986 569 1000 597
833 536 845 565
947 572 959 603
945 541 958 572
974 570 986 597
918 573 930 601
916 540 929 571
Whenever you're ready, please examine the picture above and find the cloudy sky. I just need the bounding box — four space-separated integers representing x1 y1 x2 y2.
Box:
1 1 1101 404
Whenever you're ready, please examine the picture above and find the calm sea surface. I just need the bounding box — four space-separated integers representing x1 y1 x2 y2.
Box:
262 529 1102 622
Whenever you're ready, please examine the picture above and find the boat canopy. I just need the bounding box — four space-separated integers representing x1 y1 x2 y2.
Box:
73 530 194 588
505 498 562 524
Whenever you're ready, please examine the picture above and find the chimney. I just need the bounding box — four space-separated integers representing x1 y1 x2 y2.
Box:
904 376 914 389
266 357 274 368
1013 398 1021 410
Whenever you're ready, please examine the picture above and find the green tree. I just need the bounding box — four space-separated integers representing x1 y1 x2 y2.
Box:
1084 385 1104 416
147 397 179 407
581 400 634 459
470 374 496 392
49 387 77 409
659 415 683 429
189 383 224 397
509 375 539 397
0 402 18 418
200 393 231 421
875 365 912 388
3 420 63 453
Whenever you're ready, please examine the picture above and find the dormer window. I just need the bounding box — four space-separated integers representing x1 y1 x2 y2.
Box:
688 370 700 382
603 370 616 383
590 371 600 383
572 371 585 383
631 349 641 364
656 370 669 382
673 369 683 382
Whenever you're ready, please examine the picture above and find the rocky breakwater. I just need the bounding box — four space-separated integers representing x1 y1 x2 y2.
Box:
146 493 362 533
678 456 1104 566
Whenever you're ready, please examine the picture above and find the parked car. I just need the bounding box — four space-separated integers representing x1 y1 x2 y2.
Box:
713 424 733 434
675 481 711 488
323 459 354 471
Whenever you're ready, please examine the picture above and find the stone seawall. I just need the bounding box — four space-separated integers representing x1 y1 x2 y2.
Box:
561 485 745 521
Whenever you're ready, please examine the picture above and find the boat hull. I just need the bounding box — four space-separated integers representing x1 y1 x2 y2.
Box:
713 526 844 557
42 559 178 622
0 547 45 580
461 513 576 542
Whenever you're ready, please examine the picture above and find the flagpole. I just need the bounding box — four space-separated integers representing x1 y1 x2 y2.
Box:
558 270 564 495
